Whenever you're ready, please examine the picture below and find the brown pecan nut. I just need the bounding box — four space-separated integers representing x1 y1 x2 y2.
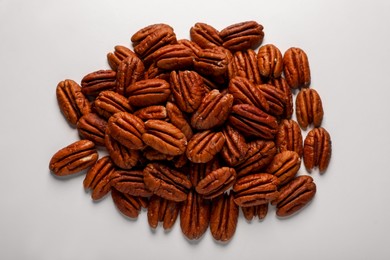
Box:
104 133 140 170
81 70 117 97
142 119 187 156
127 79 171 107
144 62 171 81
143 163 192 202
148 195 180 230
94 90 133 119
83 156 115 200
266 151 301 186
219 21 264 52
56 79 91 125
220 125 248 167
296 88 324 129
271 175 316 217
166 102 193 140
283 47 311 89
276 119 303 157
195 167 236 199
228 49 262 84
131 23 177 65
233 173 279 207
106 112 145 150
170 70 205 113
116 56 145 96
303 127 332 173
77 113 108 146
241 203 268 221
194 47 229 77
133 105 167 121
210 193 238 242
153 44 195 71
49 140 98 176
235 140 276 176
178 39 203 56
189 158 221 186
111 188 148 218
191 89 233 130
110 169 152 197
228 76 269 112
228 104 278 139
180 190 211 240
268 77 293 119
107 45 137 71
259 84 288 117
190 22 222 49
257 44 283 79
186 130 226 163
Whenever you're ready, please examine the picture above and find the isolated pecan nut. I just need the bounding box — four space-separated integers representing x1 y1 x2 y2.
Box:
116 56 145 96
107 45 137 71
143 163 192 202
219 21 264 52
303 127 332 172
233 173 279 207
111 188 148 219
266 151 301 186
283 47 311 89
56 79 91 125
77 113 108 146
241 204 268 221
296 88 324 129
229 49 262 84
81 69 117 97
148 195 180 230
110 170 152 197
272 175 316 217
220 125 248 167
186 130 225 163
127 78 171 107
276 119 303 157
104 133 140 170
195 167 236 199
190 22 222 49
94 90 133 119
257 44 283 79
49 140 98 176
133 105 167 121
210 193 238 242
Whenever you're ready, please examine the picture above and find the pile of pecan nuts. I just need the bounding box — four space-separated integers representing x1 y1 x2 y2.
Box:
49 21 332 242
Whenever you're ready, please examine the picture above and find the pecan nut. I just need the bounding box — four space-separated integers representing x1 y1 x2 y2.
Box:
283 47 311 89
77 113 108 146
104 133 140 169
268 77 293 119
166 101 193 140
49 140 98 176
195 167 236 199
241 204 268 221
194 47 229 77
110 169 152 197
296 88 324 129
276 119 303 157
219 21 264 52
111 188 148 218
266 151 301 186
259 84 288 117
153 44 195 71
257 44 283 79
148 195 180 230
56 79 91 125
94 90 133 119
127 79 171 107
116 56 145 96
229 49 262 84
271 175 316 217
190 22 222 49
210 193 238 242
189 158 221 187
81 69 117 97
133 105 167 121
143 163 192 202
233 173 279 207
186 130 225 163
220 125 248 167
107 45 137 71
303 127 332 173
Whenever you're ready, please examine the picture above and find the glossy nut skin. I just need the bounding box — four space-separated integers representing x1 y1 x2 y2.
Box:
154 44 195 71
210 193 238 242
56 79 91 126
111 188 148 219
296 88 324 129
276 119 303 157
229 49 262 84
148 195 180 230
127 79 171 107
220 21 264 52
110 170 152 197
303 127 332 173
77 113 108 146
133 105 167 121
195 167 236 199
266 151 301 186
107 45 137 71
283 47 311 89
272 175 316 217
94 90 133 119
257 44 283 79
116 56 145 96
186 130 225 163
49 140 98 176
104 133 140 170
220 125 248 167
233 173 279 207
190 22 222 49
80 70 117 97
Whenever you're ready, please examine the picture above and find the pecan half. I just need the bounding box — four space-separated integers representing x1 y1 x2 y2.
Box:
166 101 193 140
107 45 137 71
195 167 236 199
83 156 115 200
143 163 192 202
190 23 222 49
104 133 140 170
111 188 148 218
116 56 145 96
257 44 283 79
194 47 229 77
220 125 248 167
210 193 238 242
303 127 332 173
271 175 316 217
228 104 278 139
180 190 211 240
191 89 233 130
77 113 108 146
49 140 98 176
142 119 187 156
127 79 171 107
266 151 301 186
56 79 91 125
110 169 152 197
144 62 171 81
94 90 133 119
134 105 167 121
268 77 293 119
186 130 225 163
241 204 268 221
228 49 262 84
148 195 180 230
153 44 195 71
219 21 264 52
233 173 279 207
283 47 311 89
276 119 303 157
259 84 288 118
296 88 324 129
81 70 117 97
106 112 145 150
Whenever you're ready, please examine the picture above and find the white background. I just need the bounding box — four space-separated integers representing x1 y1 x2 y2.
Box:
1 0 390 259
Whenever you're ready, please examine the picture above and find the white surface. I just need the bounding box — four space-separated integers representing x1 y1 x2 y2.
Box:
1 0 390 259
